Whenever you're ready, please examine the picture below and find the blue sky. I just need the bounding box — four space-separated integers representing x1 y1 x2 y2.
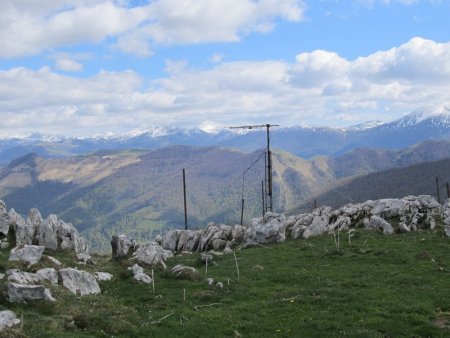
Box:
1 0 450 137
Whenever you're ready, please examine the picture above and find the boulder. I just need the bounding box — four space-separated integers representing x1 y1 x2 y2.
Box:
0 310 21 331
76 252 96 265
9 209 33 246
111 234 136 259
161 230 181 252
95 272 113 281
36 214 58 250
244 213 287 247
36 268 58 285
0 200 10 237
7 269 41 284
171 264 196 277
445 226 450 237
131 242 173 269
59 268 101 296
365 216 394 235
127 264 152 284
9 245 45 266
302 215 331 239
46 256 63 266
6 282 55 303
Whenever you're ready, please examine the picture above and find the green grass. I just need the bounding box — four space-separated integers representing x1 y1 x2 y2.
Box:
1 229 450 337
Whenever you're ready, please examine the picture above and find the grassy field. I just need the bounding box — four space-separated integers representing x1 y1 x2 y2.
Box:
1 229 449 337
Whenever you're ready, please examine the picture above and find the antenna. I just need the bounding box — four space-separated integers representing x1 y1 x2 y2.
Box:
230 124 279 214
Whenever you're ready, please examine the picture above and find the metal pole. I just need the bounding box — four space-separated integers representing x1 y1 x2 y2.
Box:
447 182 450 199
436 177 441 204
240 198 245 225
314 199 317 209
266 124 273 212
261 180 265 217
264 151 267 213
183 168 188 230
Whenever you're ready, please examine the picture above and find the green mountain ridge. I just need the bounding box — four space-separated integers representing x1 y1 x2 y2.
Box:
1 140 450 250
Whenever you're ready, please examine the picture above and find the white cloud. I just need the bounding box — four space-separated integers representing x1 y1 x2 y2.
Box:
0 0 305 58
1 37 450 135
55 59 84 72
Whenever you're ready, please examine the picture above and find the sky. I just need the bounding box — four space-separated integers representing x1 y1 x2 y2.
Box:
1 0 450 137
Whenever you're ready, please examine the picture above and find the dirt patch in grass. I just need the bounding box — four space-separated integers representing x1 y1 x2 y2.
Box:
433 312 450 329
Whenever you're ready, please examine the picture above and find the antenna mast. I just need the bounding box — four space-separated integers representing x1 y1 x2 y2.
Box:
230 124 279 213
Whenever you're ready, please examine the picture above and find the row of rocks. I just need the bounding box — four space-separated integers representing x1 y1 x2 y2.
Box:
0 200 88 254
111 195 449 269
162 195 448 253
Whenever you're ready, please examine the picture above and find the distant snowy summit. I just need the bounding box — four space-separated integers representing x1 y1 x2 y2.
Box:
2 107 450 142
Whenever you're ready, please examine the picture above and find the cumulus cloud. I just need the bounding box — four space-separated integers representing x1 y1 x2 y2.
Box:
0 0 305 58
1 37 450 135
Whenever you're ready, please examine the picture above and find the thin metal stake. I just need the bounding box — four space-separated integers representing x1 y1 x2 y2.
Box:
183 168 188 230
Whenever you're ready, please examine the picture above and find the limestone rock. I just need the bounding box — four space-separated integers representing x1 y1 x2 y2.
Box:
366 215 394 235
445 226 450 237
36 214 58 250
171 264 196 277
36 268 59 285
0 200 10 237
6 282 55 303
76 252 96 265
111 234 136 259
46 256 63 266
0 273 4 280
9 209 33 246
244 212 287 247
128 264 152 284
200 253 213 264
0 310 21 331
95 272 113 281
131 242 173 269
7 269 41 284
59 268 101 296
9 245 45 266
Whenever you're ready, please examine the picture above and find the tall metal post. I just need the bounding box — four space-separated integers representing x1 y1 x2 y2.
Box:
447 182 450 199
436 177 441 204
183 168 188 230
261 180 265 217
230 123 278 214
240 198 245 225
266 124 273 212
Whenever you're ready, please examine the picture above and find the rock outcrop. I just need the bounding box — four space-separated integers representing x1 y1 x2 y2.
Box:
0 200 89 254
111 234 136 259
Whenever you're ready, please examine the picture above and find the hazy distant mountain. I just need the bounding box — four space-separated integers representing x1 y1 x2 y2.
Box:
1 109 450 164
293 157 450 213
2 139 450 250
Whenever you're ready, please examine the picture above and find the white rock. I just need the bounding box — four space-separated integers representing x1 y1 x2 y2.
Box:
111 234 136 259
0 310 21 331
7 269 41 284
36 268 58 285
366 215 394 235
76 252 95 265
95 272 113 281
128 264 152 284
131 242 173 269
171 264 196 277
9 245 45 266
59 268 101 296
6 282 55 303
206 277 214 285
445 226 450 237
46 256 63 266
216 282 224 289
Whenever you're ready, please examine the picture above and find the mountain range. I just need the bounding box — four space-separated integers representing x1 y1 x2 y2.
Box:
1 109 450 165
1 138 450 250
